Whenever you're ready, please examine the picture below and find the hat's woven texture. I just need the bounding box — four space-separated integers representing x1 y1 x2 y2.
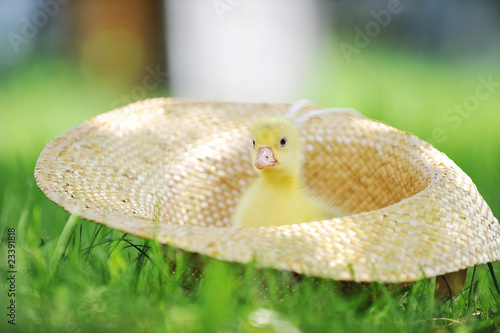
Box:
35 98 500 282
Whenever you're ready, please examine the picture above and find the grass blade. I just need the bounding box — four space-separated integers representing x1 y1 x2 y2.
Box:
487 263 500 296
50 209 80 265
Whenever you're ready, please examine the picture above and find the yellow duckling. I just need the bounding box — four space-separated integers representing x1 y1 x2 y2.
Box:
233 116 345 227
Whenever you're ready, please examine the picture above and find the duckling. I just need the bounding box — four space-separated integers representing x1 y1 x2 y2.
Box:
233 116 345 227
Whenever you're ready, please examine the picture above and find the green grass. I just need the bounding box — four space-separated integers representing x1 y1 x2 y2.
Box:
1 50 500 332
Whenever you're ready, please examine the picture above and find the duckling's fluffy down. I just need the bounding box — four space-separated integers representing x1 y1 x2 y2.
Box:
233 116 346 227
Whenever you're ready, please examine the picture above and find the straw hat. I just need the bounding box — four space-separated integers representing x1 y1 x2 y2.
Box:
35 98 500 283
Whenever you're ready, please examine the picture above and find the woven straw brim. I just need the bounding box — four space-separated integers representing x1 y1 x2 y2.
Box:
35 98 500 283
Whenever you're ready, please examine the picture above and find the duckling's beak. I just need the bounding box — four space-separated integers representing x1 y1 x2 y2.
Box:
255 147 277 169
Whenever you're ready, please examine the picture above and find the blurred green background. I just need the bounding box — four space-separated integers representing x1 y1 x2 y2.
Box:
2 0 499 217
1 0 500 332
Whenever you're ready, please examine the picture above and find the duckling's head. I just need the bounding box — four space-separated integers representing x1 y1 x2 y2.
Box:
250 116 302 178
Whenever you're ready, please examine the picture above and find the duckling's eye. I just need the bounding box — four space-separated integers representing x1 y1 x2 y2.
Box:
252 140 255 147
280 138 286 146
